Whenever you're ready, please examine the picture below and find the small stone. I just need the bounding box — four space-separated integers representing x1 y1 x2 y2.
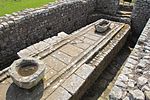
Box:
128 79 136 88
118 74 128 82
138 76 148 86
137 60 147 68
142 85 150 91
145 91 150 100
136 68 143 73
122 67 132 75
115 80 127 88
109 86 123 100
130 89 145 100
123 96 130 100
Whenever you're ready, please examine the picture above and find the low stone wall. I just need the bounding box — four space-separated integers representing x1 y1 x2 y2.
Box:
96 0 119 15
131 0 150 37
0 0 96 68
109 19 150 100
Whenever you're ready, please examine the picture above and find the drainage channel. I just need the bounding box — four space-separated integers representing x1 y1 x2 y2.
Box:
81 41 133 100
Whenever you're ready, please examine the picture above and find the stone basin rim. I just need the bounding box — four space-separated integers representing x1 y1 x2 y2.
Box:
9 57 45 83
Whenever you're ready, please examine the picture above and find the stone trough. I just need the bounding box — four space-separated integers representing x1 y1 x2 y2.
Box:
9 58 45 89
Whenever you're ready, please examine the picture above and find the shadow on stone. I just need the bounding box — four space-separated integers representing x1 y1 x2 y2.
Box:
6 80 44 100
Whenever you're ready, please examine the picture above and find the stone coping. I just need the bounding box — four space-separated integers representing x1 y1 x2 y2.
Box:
109 18 150 100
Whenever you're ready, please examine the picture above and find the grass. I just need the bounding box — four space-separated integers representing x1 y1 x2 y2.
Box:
0 0 55 16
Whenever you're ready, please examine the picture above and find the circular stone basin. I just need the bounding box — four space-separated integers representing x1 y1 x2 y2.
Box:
95 20 110 33
9 58 45 89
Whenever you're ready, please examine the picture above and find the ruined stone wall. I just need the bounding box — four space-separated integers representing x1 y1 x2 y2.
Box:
96 0 119 15
0 0 96 68
0 0 121 69
109 18 150 100
131 0 150 37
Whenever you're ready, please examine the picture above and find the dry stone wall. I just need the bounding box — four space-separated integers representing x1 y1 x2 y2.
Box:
0 0 96 68
0 0 122 69
131 0 150 37
109 18 150 100
96 0 119 15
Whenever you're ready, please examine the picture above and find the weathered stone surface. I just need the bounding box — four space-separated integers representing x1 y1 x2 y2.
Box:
96 0 119 15
109 86 123 99
51 51 72 65
145 91 150 100
9 58 45 89
75 64 94 80
46 87 71 100
61 74 84 94
130 89 145 100
115 80 127 88
138 76 148 86
43 55 67 72
131 0 150 36
60 44 83 57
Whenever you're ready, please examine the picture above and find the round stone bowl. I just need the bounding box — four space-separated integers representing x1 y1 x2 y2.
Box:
9 58 45 89
95 20 110 33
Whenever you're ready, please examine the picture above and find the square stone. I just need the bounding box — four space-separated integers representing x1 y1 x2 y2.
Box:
17 49 33 58
127 58 138 65
44 68 57 81
46 87 71 100
44 38 53 44
51 50 72 64
61 74 84 94
27 45 39 54
43 55 67 72
78 36 95 45
83 33 100 41
60 44 83 57
71 39 90 50
75 64 95 79
33 41 50 52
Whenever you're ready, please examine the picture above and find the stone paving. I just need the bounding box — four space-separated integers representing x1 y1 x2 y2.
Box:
0 19 130 100
109 19 150 100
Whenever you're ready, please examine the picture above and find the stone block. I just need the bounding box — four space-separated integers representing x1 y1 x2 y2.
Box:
61 74 84 94
75 64 94 80
46 87 71 100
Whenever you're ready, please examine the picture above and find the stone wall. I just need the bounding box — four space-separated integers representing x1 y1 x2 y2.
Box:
0 0 96 69
109 18 150 100
96 0 119 15
0 0 122 69
131 0 150 37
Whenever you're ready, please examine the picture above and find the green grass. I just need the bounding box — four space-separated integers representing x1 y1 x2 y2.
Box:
0 0 55 16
